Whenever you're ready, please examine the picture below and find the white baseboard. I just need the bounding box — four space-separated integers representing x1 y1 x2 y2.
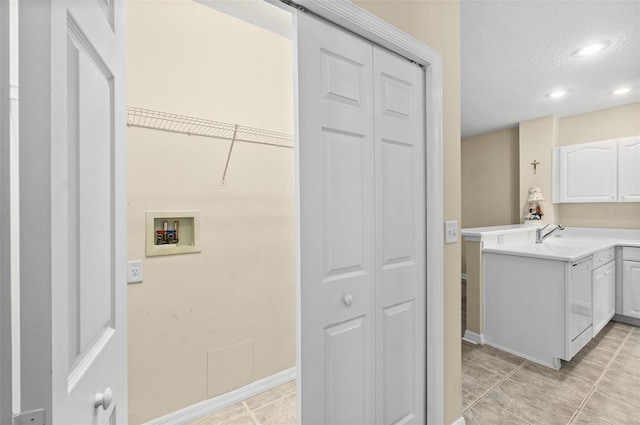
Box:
146 367 296 425
613 314 640 327
463 330 484 345
451 415 467 425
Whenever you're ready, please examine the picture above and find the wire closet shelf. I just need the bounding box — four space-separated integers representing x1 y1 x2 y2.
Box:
126 106 294 149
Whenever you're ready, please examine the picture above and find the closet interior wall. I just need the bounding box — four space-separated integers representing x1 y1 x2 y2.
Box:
126 1 295 423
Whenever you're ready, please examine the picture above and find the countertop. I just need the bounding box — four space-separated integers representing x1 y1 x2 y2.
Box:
483 235 640 262
460 224 537 240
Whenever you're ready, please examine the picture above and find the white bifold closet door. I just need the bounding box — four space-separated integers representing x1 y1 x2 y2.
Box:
296 11 426 425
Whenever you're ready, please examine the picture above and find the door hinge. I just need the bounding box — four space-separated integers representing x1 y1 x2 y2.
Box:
13 409 45 425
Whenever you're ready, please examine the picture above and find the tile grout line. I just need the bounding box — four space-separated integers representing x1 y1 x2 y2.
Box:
461 340 480 358
242 401 262 425
252 390 297 411
466 360 533 424
244 390 297 424
591 327 633 387
462 358 528 416
568 326 635 425
461 324 635 425
565 386 597 425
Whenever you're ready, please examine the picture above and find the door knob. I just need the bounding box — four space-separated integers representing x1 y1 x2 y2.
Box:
95 387 113 410
343 293 354 307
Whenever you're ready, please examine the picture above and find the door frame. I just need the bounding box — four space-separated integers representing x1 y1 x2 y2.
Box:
1 0 13 421
281 1 445 423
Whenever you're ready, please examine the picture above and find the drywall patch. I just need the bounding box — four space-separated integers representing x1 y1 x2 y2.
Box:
207 340 254 398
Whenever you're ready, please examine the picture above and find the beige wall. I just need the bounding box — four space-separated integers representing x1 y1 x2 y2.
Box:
461 128 519 272
126 2 295 423
556 103 640 229
462 128 520 228
557 103 640 146
519 115 558 225
353 1 462 423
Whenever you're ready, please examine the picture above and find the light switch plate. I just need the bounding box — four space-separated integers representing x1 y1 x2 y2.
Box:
445 221 458 244
127 260 144 284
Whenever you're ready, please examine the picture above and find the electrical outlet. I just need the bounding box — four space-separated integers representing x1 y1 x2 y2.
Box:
127 260 144 284
445 221 458 244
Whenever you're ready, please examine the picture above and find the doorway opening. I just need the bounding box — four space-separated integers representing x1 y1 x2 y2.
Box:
125 1 297 423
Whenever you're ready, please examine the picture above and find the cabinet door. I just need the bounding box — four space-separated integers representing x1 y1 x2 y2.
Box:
592 262 615 337
618 136 640 202
554 139 617 203
623 261 640 319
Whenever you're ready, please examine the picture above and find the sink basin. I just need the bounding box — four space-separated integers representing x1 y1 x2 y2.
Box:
536 238 601 257
540 237 601 248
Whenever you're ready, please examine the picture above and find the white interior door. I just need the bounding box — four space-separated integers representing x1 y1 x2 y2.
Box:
373 47 426 425
296 10 426 425
19 0 126 423
296 11 376 425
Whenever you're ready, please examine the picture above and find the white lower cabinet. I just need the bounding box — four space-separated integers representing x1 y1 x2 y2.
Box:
622 247 640 319
484 243 640 369
592 261 615 337
484 253 592 369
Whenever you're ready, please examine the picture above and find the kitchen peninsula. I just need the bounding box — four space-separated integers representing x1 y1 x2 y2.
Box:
462 225 640 369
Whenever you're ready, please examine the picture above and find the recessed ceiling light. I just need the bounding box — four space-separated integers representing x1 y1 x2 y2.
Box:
613 88 631 95
573 41 610 57
547 89 570 99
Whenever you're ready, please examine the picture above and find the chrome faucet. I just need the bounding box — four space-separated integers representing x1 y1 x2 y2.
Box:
536 224 565 243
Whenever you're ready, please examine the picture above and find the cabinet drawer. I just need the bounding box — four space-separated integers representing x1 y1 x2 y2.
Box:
623 247 640 261
593 248 615 268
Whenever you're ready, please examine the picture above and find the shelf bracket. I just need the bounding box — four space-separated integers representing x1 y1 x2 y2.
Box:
221 125 239 185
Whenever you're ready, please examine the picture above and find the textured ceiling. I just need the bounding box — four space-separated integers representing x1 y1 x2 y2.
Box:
461 0 640 139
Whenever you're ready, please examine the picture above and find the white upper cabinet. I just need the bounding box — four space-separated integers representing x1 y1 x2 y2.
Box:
553 139 618 203
618 136 640 202
553 136 640 203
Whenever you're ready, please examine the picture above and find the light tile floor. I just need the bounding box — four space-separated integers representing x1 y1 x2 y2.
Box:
463 320 640 425
188 380 296 425
189 320 638 425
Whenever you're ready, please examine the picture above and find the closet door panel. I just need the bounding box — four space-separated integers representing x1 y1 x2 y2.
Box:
296 11 375 425
374 46 426 425
322 129 367 279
